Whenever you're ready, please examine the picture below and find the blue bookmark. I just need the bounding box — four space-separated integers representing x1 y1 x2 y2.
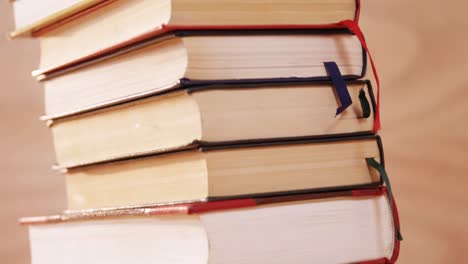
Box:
324 61 352 116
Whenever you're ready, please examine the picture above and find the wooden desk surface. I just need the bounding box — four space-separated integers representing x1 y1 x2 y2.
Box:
1 0 467 263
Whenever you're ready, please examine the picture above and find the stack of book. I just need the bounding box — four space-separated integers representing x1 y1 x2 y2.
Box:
11 0 402 263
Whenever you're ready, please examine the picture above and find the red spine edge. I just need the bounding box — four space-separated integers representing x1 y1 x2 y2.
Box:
187 198 257 214
355 187 401 264
351 187 385 197
359 258 389 264
355 0 362 24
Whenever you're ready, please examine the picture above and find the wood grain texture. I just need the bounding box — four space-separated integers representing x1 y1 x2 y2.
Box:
1 0 467 263
360 1 468 263
0 2 63 264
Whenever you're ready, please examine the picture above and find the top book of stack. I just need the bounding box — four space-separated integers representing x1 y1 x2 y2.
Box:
10 0 361 77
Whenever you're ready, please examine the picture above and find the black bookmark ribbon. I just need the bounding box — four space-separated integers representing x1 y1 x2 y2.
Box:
366 157 403 241
324 61 352 116
359 89 371 119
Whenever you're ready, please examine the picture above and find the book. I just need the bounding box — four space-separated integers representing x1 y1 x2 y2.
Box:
11 1 402 262
42 31 366 117
21 188 400 264
10 0 105 37
63 135 384 210
50 80 376 168
19 0 361 74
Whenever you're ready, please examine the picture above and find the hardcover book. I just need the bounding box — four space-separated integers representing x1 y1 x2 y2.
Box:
12 0 361 74
42 30 367 117
49 80 376 168
21 187 400 264
62 135 385 210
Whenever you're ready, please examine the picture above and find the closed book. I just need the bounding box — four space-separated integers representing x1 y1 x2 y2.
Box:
62 135 384 210
42 30 367 117
13 0 361 74
50 80 376 168
21 187 400 264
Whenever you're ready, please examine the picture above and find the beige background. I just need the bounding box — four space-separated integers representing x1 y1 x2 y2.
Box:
1 1 467 263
